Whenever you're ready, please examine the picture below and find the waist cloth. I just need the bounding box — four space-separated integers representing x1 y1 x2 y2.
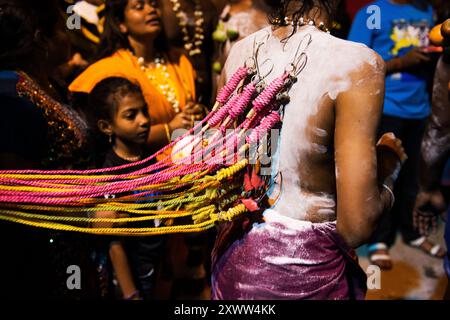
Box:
211 209 367 300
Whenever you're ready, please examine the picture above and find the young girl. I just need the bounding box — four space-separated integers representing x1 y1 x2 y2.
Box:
88 77 165 300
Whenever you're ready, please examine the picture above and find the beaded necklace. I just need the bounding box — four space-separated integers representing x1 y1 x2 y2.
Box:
273 16 331 34
170 0 205 56
113 147 142 162
136 53 181 113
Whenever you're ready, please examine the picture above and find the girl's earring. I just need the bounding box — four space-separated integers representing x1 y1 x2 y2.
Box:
109 134 113 144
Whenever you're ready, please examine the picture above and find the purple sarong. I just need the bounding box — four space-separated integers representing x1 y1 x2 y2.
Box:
212 209 366 300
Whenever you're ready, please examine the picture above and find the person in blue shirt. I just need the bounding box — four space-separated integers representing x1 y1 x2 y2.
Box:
348 0 446 270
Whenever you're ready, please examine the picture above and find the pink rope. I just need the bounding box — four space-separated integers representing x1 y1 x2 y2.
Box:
0 67 250 177
228 83 256 120
0 163 212 204
0 65 293 208
208 93 240 128
216 66 248 104
252 73 288 113
247 112 281 144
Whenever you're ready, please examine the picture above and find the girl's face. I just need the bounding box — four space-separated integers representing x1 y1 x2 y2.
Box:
109 92 151 146
120 0 161 39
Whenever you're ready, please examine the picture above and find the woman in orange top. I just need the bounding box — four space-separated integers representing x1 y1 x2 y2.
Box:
69 0 205 155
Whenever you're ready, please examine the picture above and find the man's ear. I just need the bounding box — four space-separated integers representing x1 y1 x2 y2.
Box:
97 119 113 136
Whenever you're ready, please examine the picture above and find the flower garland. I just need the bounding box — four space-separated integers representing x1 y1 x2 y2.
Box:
170 0 205 56
136 54 181 113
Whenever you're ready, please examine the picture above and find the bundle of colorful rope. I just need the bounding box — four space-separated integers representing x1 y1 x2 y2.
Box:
0 48 302 235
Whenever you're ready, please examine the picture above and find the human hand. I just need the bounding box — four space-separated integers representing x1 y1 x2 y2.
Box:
413 190 446 236
58 53 89 79
184 102 206 120
399 47 431 69
169 111 192 130
68 53 89 68
376 133 407 188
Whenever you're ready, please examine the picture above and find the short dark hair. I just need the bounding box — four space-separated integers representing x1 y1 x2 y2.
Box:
265 0 340 26
0 0 61 70
88 77 144 125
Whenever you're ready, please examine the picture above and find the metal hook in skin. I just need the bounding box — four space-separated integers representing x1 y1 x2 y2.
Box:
254 42 265 79
252 30 271 67
251 58 274 88
284 33 312 76
293 53 308 76
292 33 312 64
249 33 274 85
246 32 269 73
258 58 275 81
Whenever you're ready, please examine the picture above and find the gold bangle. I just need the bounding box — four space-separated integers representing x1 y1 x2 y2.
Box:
164 123 171 143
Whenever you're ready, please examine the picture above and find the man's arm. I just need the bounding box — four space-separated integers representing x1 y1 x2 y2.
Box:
385 48 430 75
414 57 450 235
421 57 450 191
334 53 403 248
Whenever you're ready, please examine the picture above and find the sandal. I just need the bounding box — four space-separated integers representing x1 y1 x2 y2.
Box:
368 243 393 270
409 236 446 258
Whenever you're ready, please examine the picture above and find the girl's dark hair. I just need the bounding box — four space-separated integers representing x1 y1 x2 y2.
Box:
265 0 339 27
0 0 61 70
88 76 144 125
88 77 145 156
96 0 168 60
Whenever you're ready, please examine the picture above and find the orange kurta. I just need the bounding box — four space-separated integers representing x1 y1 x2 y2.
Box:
69 49 196 155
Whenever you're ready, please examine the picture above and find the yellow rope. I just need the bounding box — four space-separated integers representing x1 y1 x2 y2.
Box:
0 214 217 235
0 209 194 223
215 204 248 222
217 159 248 182
0 158 251 235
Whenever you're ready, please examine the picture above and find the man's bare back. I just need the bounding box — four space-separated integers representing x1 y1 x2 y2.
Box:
223 25 385 230
211 2 405 300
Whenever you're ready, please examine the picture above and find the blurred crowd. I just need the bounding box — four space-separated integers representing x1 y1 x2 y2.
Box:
0 0 449 300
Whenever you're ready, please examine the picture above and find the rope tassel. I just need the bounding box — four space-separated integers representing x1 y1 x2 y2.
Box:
0 42 308 235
